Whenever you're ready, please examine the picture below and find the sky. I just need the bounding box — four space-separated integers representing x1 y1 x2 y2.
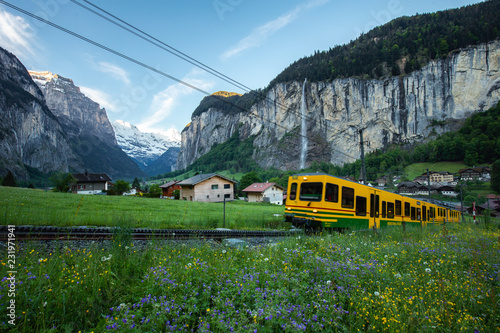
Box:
0 0 484 137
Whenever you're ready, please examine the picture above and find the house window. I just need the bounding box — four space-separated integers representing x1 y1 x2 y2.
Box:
224 184 230 189
224 193 230 199
212 185 219 190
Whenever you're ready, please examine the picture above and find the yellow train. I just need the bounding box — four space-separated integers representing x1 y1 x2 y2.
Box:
284 173 461 230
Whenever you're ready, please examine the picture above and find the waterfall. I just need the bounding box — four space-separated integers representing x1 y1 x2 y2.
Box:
300 78 307 169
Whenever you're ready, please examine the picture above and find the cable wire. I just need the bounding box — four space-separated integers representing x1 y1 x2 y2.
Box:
0 0 358 162
71 0 320 125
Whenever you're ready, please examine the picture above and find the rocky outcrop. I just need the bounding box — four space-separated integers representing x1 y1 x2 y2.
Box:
29 71 146 180
0 48 79 179
177 40 500 170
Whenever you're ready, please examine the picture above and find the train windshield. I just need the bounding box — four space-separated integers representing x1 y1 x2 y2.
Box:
299 182 323 201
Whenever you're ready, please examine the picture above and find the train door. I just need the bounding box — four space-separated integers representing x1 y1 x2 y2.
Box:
422 205 427 227
370 191 380 229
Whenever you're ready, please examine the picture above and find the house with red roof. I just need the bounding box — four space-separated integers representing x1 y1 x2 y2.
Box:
242 182 285 205
160 180 181 198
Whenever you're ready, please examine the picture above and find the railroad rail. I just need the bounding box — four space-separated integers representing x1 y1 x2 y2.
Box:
0 225 297 241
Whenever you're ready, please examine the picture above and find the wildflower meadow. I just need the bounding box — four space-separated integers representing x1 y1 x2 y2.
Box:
1 222 499 332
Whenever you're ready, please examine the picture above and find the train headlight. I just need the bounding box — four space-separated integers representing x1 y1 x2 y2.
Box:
303 177 307 181
287 207 291 210
313 209 318 213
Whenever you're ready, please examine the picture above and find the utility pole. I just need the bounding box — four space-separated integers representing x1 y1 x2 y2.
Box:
359 129 367 185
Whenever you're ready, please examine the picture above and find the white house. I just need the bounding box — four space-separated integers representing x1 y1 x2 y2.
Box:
70 172 111 194
242 182 285 205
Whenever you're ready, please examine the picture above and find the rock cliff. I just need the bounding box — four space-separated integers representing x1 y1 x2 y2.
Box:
29 71 146 180
176 40 500 170
0 48 79 179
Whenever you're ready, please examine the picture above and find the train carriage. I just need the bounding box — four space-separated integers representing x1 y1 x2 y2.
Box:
284 173 461 230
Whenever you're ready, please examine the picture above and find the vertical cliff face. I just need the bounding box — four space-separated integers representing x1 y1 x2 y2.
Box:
29 71 117 145
0 48 79 179
29 71 146 180
176 40 500 171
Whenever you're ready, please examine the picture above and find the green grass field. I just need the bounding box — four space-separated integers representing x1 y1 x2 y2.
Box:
0 186 285 230
1 222 498 332
404 161 468 181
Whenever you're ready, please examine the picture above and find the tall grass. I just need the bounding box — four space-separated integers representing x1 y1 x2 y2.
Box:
1 221 498 332
0 187 285 230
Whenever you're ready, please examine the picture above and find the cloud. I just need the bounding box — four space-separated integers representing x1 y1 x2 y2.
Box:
0 8 38 61
80 86 118 112
220 0 329 61
137 71 214 134
96 61 131 85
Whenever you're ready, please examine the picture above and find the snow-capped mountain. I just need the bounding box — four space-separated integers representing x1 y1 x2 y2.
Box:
112 120 181 172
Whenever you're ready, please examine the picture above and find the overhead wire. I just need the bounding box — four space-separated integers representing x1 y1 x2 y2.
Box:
71 0 359 161
0 0 359 162
72 0 320 124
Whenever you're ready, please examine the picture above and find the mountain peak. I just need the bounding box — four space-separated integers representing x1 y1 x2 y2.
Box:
28 70 73 85
112 120 180 169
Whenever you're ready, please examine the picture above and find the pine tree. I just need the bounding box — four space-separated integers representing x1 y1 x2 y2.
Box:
1 171 16 187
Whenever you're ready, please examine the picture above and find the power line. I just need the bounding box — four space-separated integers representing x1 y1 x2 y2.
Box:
0 0 358 162
71 0 320 125
70 0 357 162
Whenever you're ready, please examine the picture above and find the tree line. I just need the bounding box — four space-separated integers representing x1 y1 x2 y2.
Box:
267 1 499 88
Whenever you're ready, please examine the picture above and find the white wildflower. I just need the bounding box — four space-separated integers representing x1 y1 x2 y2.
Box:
425 268 432 273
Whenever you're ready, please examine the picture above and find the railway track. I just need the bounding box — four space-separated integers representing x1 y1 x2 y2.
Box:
0 225 297 241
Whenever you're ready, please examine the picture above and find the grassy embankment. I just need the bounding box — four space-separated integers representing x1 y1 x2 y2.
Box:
1 221 498 332
0 186 284 230
404 161 468 181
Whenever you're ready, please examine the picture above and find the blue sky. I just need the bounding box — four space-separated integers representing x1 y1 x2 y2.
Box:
0 0 483 136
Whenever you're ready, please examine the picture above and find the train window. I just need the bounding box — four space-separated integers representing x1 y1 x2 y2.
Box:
387 202 395 218
289 183 297 200
429 207 434 219
404 202 411 217
395 200 402 216
299 182 323 201
370 194 380 217
422 207 427 221
341 187 355 208
355 196 367 216
325 183 339 203
411 207 416 220
381 201 386 218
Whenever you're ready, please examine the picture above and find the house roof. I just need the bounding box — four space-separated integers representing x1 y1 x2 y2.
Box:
458 167 491 173
178 173 237 186
159 180 181 188
72 173 111 183
242 182 285 193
